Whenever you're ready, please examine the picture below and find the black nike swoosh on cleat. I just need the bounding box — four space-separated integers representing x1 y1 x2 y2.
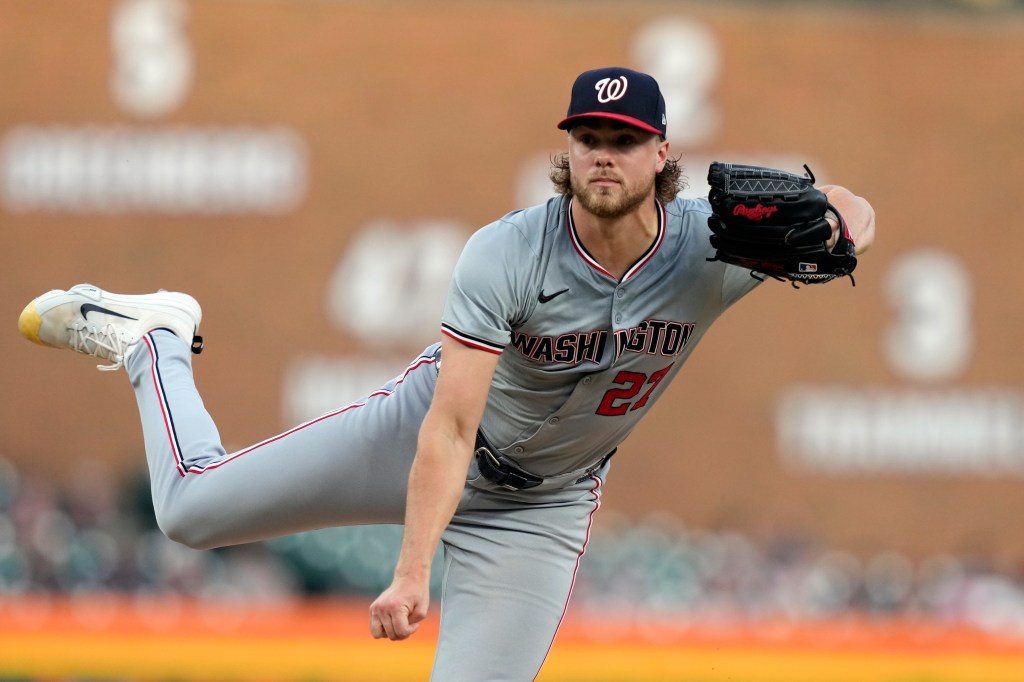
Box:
81 303 138 321
538 288 569 304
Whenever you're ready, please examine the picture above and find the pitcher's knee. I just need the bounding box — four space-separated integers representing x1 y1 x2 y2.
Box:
153 502 221 550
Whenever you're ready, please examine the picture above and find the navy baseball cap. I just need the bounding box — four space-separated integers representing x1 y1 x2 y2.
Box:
557 66 667 137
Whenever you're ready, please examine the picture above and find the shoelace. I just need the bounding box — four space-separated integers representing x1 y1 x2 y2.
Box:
69 321 137 371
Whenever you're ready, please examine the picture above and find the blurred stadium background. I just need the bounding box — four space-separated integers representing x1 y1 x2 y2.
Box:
2 0 1023 679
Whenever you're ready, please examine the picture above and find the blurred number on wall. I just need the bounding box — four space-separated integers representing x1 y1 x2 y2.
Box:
326 219 465 349
111 0 193 118
632 18 720 148
884 250 973 383
283 220 466 423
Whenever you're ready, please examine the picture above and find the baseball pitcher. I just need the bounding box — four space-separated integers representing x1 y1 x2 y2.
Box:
18 66 875 681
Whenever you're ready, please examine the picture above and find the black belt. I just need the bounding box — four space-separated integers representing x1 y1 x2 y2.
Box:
475 431 544 490
474 430 614 491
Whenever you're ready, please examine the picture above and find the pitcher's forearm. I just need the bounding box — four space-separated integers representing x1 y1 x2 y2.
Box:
394 428 475 579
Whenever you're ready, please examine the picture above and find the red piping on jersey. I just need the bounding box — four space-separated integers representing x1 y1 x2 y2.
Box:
142 332 438 477
441 326 504 355
566 199 666 282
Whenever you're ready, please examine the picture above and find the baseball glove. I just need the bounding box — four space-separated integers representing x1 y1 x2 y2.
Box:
706 162 857 285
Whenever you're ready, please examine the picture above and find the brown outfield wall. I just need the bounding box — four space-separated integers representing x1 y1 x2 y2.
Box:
1 0 1022 565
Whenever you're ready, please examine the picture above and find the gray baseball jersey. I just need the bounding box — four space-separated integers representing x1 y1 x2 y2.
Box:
123 192 760 682
442 194 759 475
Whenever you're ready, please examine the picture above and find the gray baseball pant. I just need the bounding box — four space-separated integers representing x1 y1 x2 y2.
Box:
127 330 608 682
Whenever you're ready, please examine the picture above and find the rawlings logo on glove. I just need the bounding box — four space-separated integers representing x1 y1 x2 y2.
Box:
732 204 778 221
706 162 857 285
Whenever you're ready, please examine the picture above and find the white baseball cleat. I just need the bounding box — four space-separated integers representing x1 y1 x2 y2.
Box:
18 283 203 371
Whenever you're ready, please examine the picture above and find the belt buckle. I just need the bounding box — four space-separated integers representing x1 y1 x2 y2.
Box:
477 446 503 472
476 447 515 490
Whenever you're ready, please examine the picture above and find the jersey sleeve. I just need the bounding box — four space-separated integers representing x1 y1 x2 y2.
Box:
441 218 533 354
722 261 764 308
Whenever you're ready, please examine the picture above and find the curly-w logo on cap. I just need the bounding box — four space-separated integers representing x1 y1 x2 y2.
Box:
594 76 628 103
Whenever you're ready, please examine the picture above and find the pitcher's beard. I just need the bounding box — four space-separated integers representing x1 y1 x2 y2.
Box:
571 174 656 219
